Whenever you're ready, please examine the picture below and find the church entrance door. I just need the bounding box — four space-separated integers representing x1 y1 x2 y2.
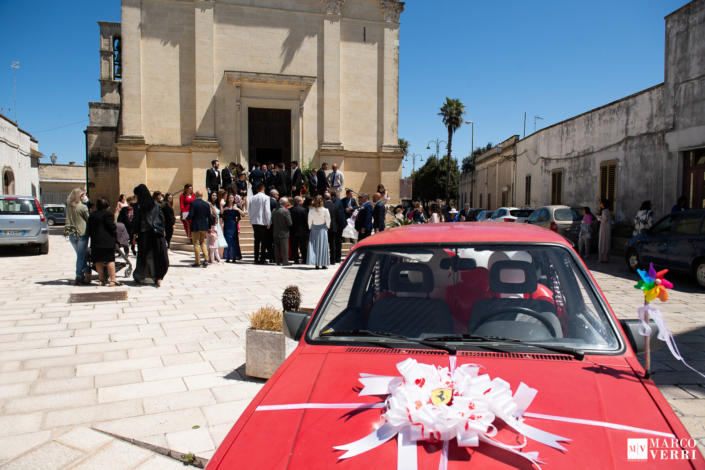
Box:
248 108 291 170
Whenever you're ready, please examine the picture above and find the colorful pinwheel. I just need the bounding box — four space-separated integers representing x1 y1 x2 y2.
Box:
635 262 673 302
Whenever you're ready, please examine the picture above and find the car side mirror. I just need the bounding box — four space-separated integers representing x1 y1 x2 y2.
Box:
283 311 312 341
619 319 664 354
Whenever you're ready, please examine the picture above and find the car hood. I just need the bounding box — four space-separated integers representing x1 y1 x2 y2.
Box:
211 347 691 469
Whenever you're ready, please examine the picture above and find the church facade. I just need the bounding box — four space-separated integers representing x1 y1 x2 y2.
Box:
88 0 405 210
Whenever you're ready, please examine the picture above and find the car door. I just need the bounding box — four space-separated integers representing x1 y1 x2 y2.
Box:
667 212 704 271
535 209 550 229
639 213 678 267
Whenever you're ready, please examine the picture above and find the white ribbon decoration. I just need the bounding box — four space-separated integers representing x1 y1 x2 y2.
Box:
638 305 705 379
256 356 677 469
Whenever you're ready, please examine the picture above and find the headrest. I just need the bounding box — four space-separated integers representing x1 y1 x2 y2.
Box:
489 260 537 294
388 263 434 293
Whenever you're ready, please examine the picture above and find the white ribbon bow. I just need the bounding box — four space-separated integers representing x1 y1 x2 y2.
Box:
334 357 569 469
638 305 705 379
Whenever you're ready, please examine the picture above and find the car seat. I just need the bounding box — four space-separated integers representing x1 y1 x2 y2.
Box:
467 260 562 340
367 262 454 338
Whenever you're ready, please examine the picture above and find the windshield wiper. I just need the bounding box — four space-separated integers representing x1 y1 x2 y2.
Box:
422 334 584 361
321 330 457 355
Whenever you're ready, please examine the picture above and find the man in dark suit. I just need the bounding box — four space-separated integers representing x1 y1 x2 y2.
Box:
331 190 346 263
324 193 342 265
272 197 293 266
206 160 221 196
460 204 476 222
308 169 319 198
221 162 236 191
274 163 290 196
185 190 214 267
372 192 386 233
342 189 358 219
291 161 303 197
289 196 308 263
265 162 276 195
355 193 374 241
316 163 329 196
267 189 281 262
248 162 265 189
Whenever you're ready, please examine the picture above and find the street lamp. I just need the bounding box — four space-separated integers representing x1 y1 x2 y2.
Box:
50 153 57 164
427 139 447 200
465 121 474 207
407 153 423 173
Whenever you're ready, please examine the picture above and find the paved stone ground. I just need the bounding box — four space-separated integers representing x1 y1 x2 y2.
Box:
1 230 705 465
0 228 337 466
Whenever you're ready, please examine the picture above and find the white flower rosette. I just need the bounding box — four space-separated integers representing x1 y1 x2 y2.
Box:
335 357 571 468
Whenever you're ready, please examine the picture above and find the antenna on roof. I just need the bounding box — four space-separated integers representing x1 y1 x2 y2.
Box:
534 115 543 133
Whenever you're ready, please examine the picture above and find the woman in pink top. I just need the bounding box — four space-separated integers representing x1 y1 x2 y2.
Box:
180 183 196 244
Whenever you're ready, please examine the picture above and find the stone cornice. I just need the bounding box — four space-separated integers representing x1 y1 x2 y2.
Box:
225 71 316 88
97 21 121 28
321 0 345 15
380 0 405 23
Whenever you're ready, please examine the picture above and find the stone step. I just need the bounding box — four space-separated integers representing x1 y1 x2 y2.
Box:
171 242 353 255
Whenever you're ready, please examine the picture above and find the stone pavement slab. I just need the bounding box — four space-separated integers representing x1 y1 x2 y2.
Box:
0 230 335 464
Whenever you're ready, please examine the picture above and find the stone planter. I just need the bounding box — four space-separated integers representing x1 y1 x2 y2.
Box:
245 329 298 379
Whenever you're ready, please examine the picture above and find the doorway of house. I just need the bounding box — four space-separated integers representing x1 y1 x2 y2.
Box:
683 148 705 209
248 108 291 170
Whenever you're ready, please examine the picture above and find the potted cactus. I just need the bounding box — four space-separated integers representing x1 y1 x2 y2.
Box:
282 285 302 312
245 303 298 379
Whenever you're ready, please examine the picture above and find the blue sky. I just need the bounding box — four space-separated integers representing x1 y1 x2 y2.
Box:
0 0 688 168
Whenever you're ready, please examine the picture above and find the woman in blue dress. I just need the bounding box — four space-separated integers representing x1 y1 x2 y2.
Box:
222 194 244 262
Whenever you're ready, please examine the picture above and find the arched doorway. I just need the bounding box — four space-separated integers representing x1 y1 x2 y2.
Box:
2 168 15 195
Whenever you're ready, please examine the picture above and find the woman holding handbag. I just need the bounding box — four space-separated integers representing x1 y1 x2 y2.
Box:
132 184 169 287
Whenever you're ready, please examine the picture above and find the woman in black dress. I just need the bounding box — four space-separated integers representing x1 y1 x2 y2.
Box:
132 184 169 288
88 197 123 286
162 193 176 253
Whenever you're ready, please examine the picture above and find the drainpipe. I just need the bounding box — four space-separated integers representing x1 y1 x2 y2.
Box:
84 130 89 199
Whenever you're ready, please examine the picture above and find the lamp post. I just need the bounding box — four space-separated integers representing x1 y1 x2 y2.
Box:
464 121 474 206
405 153 423 173
427 139 447 200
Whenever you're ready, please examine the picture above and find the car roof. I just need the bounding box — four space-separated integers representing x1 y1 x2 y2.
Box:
0 195 35 199
43 204 65 207
536 205 571 210
354 222 573 248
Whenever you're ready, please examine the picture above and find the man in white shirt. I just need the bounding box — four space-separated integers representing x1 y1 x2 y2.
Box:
249 183 272 264
327 163 344 194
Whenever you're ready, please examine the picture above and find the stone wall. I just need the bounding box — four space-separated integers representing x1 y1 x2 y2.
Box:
0 114 40 197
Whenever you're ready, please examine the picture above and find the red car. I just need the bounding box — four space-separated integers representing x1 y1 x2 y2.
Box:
209 224 702 469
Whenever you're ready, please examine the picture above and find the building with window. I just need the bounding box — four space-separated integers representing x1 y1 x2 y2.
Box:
87 0 405 212
38 162 87 206
516 0 705 221
0 113 41 197
459 136 519 212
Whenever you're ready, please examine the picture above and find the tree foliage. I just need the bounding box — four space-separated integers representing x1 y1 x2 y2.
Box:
438 98 466 206
398 138 409 156
411 155 460 203
462 142 494 173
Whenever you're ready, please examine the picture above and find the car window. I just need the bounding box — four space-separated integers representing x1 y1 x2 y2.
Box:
673 213 703 236
0 199 39 215
527 210 539 223
554 209 582 221
536 209 549 223
310 245 619 352
510 210 533 218
651 214 678 236
46 207 64 214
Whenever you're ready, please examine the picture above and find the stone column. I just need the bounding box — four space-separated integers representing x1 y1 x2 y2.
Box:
194 0 216 142
379 1 404 153
321 0 344 151
120 0 144 142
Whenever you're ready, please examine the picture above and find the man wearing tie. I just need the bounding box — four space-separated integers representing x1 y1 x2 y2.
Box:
221 162 236 191
206 160 221 195
289 196 308 264
248 162 265 189
355 193 374 241
316 163 329 197
342 189 358 219
291 161 303 197
372 192 386 233
308 169 319 198
326 163 345 195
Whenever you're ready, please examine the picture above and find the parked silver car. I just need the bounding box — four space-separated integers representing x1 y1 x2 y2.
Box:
0 196 49 254
525 205 598 246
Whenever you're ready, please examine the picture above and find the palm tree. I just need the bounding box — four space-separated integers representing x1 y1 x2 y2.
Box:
398 138 409 156
438 98 466 206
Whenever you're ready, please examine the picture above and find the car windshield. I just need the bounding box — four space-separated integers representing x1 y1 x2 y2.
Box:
309 245 619 352
0 199 39 215
555 208 582 221
509 210 533 218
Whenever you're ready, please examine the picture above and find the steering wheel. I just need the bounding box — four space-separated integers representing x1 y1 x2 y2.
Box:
470 306 559 338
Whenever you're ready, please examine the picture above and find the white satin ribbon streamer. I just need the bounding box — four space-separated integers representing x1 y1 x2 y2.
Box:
254 356 676 469
638 305 705 379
